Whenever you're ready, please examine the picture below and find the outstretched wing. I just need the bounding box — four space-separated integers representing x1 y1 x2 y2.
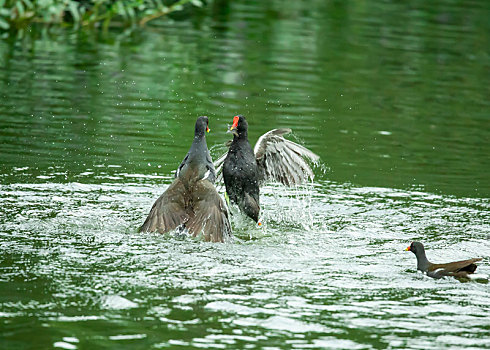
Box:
186 180 232 243
254 128 319 186
139 178 189 233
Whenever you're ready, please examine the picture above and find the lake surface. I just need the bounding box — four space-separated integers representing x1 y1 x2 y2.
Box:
1 1 489 349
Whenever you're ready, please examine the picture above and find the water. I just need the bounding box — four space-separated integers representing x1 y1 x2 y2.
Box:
1 0 489 349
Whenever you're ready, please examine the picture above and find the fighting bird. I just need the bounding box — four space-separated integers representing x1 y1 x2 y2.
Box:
139 116 231 242
214 115 319 223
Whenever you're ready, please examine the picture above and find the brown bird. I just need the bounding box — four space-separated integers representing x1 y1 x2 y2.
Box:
405 241 482 279
215 115 319 223
139 116 231 242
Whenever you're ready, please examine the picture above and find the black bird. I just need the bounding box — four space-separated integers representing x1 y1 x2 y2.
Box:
215 115 319 223
405 241 482 279
139 116 231 242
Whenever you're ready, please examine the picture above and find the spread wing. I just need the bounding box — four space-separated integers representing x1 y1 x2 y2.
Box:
139 178 231 242
254 128 319 186
139 178 189 233
186 180 232 242
428 258 482 274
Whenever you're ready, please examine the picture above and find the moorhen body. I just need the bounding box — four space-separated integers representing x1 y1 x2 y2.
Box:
216 115 319 222
139 116 231 242
405 241 482 279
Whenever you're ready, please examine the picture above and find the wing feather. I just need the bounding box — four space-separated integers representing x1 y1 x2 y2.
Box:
428 258 482 273
213 151 228 184
139 178 231 242
138 178 189 233
254 129 319 186
186 180 232 242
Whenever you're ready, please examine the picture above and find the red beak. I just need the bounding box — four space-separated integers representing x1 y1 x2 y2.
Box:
230 116 239 130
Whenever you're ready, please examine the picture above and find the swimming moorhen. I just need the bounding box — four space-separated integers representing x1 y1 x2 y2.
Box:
405 241 482 279
215 115 319 222
139 116 231 242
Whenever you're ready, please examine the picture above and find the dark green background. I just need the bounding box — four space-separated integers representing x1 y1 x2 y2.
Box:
0 1 489 349
1 0 489 196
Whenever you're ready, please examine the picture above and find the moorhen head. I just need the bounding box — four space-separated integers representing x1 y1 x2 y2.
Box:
228 115 248 137
194 115 211 137
405 241 430 272
405 241 482 279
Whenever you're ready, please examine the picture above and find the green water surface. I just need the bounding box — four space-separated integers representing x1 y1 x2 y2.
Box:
0 1 489 349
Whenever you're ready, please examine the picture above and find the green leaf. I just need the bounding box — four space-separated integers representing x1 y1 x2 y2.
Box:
0 17 9 30
117 2 127 18
126 5 135 19
191 0 203 7
22 0 34 9
16 1 25 17
69 2 80 22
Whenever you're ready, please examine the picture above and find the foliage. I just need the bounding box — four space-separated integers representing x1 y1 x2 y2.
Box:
0 0 205 30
